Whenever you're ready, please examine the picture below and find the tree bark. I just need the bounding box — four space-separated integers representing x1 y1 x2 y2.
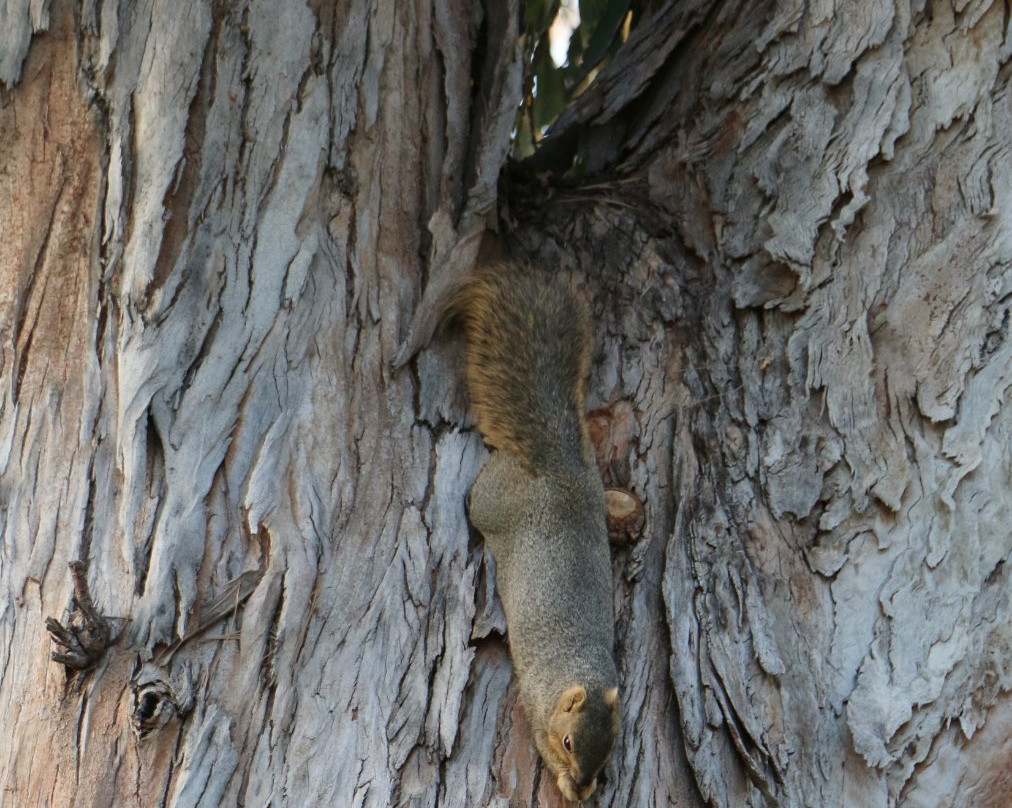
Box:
1 1 1009 808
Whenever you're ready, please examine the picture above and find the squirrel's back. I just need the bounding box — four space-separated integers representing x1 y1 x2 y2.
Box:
448 265 592 470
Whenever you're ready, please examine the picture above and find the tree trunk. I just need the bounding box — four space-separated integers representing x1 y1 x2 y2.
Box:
1 1 1008 808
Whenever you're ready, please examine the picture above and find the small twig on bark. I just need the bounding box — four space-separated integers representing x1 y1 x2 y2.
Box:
152 568 263 666
132 569 263 740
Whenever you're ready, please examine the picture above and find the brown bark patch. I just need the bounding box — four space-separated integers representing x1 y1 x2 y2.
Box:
0 2 101 408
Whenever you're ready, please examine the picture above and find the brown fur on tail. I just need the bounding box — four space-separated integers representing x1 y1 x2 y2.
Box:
447 264 592 471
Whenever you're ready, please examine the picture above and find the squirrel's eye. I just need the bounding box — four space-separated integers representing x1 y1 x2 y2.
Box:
562 735 573 753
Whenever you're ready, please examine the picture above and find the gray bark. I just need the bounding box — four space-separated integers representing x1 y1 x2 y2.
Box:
528 2 1010 806
0 1 1008 808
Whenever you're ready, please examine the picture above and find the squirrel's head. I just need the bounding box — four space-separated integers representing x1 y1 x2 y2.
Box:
542 684 620 802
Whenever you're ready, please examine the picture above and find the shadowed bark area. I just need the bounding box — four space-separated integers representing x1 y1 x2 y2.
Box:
1 1 1008 807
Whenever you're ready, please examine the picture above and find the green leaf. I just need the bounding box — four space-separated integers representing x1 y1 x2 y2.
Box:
524 0 561 35
531 45 569 132
573 0 630 72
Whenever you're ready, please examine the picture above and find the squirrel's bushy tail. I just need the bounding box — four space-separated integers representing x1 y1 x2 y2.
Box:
449 264 592 471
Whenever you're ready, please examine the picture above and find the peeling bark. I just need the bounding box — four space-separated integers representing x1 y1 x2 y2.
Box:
1 1 1009 807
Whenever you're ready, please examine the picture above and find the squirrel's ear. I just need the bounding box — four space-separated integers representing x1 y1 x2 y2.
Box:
559 685 587 713
604 687 619 710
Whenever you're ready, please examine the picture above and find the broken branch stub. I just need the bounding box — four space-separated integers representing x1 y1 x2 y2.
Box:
45 560 122 676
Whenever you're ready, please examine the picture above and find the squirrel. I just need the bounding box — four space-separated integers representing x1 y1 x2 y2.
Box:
448 264 620 802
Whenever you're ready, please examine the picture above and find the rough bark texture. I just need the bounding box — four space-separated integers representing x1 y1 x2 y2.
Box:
518 1 1011 806
0 2 1009 808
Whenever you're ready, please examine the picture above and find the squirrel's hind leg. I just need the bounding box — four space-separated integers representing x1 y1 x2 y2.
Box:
467 451 536 544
